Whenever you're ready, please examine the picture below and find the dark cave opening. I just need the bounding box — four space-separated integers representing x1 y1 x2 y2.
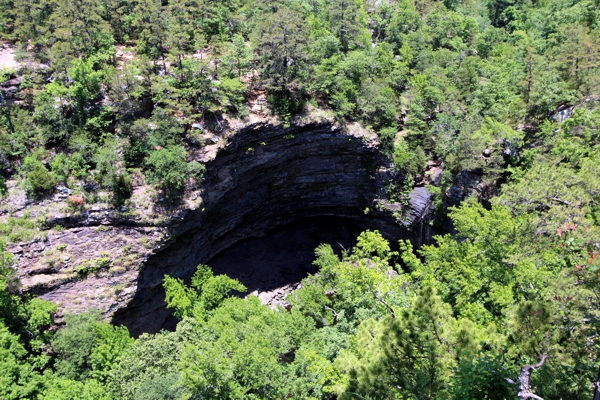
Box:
160 216 365 332
208 216 362 294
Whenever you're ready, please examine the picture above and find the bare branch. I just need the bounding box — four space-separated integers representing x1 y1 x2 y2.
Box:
517 354 548 400
324 305 338 325
371 290 395 319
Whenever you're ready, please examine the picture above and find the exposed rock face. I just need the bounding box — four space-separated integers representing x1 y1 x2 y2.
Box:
444 170 496 207
111 121 435 335
12 119 435 336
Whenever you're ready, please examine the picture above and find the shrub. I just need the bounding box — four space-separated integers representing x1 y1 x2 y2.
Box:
112 173 133 207
393 138 427 177
27 165 56 198
0 176 7 198
67 196 85 210
187 161 206 181
76 257 111 277
143 146 188 194
50 153 70 182
378 127 397 155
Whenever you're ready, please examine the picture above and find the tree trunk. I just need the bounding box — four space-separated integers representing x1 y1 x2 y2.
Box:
593 366 600 400
517 354 547 400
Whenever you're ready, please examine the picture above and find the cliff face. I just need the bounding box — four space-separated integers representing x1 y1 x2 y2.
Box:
11 119 436 336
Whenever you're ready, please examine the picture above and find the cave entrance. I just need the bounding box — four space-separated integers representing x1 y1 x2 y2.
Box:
208 216 363 301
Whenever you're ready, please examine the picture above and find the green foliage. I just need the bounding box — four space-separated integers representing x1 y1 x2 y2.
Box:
76 258 111 277
164 264 246 322
186 161 206 182
338 287 480 399
50 153 70 183
143 146 188 194
39 377 109 400
177 297 315 399
26 165 56 198
450 355 515 399
111 173 133 207
1 0 600 397
393 136 426 177
52 311 102 380
108 330 183 399
253 6 310 97
0 175 7 198
0 323 46 400
408 199 547 323
89 323 133 383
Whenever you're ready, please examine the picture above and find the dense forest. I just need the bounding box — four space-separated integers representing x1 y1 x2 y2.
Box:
1 0 600 398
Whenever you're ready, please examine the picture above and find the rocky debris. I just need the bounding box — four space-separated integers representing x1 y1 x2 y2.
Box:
0 44 19 70
248 89 268 116
56 186 72 195
417 160 443 186
0 74 21 104
256 283 301 308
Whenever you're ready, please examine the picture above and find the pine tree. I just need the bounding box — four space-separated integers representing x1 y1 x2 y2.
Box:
327 0 368 53
253 7 310 96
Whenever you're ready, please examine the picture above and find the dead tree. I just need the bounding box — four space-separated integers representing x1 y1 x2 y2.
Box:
506 354 547 400
593 366 600 400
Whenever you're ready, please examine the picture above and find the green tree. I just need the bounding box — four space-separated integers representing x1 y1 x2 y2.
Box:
327 0 369 53
143 146 188 194
253 7 310 98
108 330 183 400
89 323 133 383
52 311 102 380
164 264 246 322
339 287 479 399
223 34 253 78
177 296 315 399
26 165 56 198
133 0 168 65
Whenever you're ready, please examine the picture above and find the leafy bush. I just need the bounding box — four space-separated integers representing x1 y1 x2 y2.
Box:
450 355 515 399
378 126 397 155
50 153 70 183
187 161 206 181
393 137 426 177
26 165 56 198
143 146 188 194
0 176 7 198
112 173 133 207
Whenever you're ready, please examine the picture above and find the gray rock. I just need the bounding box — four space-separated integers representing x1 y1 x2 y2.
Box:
56 186 71 195
551 106 574 123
